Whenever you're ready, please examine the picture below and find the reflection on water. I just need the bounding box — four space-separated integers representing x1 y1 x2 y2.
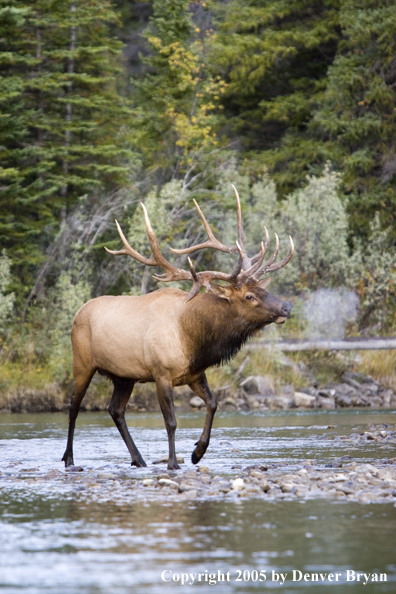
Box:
0 409 396 593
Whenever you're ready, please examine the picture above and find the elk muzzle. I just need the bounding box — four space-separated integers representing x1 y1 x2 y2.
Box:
274 300 292 324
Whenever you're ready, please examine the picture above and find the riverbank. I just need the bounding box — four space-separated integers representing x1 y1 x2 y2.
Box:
1 370 395 414
1 348 395 413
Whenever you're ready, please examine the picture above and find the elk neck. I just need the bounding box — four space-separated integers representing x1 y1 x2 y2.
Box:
180 291 264 374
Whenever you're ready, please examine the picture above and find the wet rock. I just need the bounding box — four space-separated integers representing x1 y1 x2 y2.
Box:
240 375 275 396
240 484 261 496
189 396 205 409
300 387 318 396
178 481 198 493
179 489 198 500
280 482 296 493
66 465 84 473
294 392 317 408
245 394 268 410
142 478 155 487
231 477 244 491
335 394 353 407
158 478 179 489
43 469 62 479
327 382 356 396
96 472 119 480
249 470 266 479
197 465 210 474
265 395 295 410
317 395 336 409
369 396 384 408
381 390 396 407
152 455 184 464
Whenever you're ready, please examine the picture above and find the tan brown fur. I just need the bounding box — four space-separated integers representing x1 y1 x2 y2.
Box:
62 186 293 471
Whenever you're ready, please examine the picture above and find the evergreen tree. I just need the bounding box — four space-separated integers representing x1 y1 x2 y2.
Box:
209 0 341 191
311 0 396 237
131 0 226 182
0 0 133 299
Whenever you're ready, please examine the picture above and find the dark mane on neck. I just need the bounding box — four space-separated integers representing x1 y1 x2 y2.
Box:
181 293 263 375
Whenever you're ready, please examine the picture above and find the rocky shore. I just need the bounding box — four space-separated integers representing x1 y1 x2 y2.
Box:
2 423 395 506
1 370 395 414
190 371 396 413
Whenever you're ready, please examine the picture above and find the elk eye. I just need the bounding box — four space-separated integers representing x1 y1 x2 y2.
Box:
246 294 255 301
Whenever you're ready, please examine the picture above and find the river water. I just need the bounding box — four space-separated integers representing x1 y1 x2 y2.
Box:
0 409 395 593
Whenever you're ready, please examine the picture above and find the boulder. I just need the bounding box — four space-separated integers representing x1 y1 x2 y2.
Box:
317 395 336 409
189 396 205 408
240 375 275 396
294 392 317 408
264 394 295 410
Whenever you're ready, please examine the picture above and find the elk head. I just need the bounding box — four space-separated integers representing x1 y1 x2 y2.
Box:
105 184 294 312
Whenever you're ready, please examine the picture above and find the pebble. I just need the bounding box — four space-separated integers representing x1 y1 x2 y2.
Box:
231 478 244 491
197 465 210 474
152 455 184 464
2 423 395 507
158 478 179 489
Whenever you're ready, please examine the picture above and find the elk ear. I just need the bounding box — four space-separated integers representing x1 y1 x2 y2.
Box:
209 284 233 302
258 277 272 290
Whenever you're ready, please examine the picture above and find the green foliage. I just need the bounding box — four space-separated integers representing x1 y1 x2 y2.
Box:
1 0 396 403
209 0 340 169
348 215 396 331
0 0 134 299
0 251 15 333
278 165 350 290
130 0 226 180
44 270 91 381
311 0 396 237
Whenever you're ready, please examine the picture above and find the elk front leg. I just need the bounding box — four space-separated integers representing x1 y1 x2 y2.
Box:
108 377 147 467
155 377 180 470
189 373 217 464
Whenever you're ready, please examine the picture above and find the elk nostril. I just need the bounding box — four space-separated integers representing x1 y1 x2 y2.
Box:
281 302 292 316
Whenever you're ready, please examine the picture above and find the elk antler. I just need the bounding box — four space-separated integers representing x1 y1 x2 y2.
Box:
105 187 294 301
170 184 293 285
105 203 244 301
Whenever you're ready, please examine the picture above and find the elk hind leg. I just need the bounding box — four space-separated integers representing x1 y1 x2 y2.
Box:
62 368 95 468
189 374 217 464
108 377 147 467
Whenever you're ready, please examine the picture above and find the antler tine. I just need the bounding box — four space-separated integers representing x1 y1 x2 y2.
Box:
253 233 280 278
170 199 238 256
264 235 294 273
254 226 270 261
229 241 244 283
104 219 158 266
140 203 193 282
185 258 203 302
238 241 266 282
106 207 193 284
230 184 245 252
254 235 294 278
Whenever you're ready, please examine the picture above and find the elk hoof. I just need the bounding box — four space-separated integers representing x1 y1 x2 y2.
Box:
131 459 147 468
191 451 201 465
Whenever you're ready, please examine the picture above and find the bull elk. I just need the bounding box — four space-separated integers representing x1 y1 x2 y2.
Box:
62 185 294 470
